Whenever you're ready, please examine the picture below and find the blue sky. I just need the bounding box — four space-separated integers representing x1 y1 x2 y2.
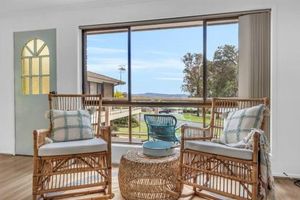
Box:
87 23 238 94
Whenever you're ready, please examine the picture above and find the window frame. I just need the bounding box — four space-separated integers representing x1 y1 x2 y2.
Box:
81 10 268 143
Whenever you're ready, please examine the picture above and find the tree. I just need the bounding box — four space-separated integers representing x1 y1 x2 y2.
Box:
181 53 204 98
208 45 238 97
114 91 125 99
181 45 238 98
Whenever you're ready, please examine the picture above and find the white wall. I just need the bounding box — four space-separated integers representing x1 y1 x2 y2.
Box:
1 0 300 177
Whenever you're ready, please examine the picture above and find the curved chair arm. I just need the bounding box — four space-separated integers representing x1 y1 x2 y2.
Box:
252 131 260 162
181 125 212 141
99 126 112 144
175 122 185 130
33 129 50 156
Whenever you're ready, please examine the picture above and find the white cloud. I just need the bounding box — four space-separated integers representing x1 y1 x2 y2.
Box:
87 57 184 73
155 77 182 81
132 58 183 70
160 72 183 76
146 50 176 56
87 58 127 73
87 47 126 54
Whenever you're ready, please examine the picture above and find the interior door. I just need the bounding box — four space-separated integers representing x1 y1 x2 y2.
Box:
14 29 56 155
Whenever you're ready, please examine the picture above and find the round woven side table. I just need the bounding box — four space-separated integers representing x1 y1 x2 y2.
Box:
118 150 180 200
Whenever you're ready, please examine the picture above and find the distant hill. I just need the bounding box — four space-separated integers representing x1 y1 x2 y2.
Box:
133 93 188 98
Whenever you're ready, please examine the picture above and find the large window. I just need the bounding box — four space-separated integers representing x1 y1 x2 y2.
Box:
83 18 239 143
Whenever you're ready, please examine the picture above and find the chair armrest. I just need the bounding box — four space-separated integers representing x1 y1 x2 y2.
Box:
175 122 185 130
181 125 212 141
33 129 50 156
99 126 112 144
252 131 260 162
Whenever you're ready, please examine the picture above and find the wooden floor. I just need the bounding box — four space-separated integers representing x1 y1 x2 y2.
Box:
0 155 299 200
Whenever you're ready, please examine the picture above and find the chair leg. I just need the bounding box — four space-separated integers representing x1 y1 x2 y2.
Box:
252 163 259 200
108 166 113 198
32 156 39 200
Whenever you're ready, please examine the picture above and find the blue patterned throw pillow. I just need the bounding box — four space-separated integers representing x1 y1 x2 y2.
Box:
220 104 265 144
49 110 94 142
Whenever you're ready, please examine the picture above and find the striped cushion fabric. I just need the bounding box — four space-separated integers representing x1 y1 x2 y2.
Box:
220 104 265 144
50 110 94 142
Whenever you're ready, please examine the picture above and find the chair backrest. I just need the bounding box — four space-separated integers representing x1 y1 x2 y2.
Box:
210 97 269 139
144 114 178 142
48 94 102 136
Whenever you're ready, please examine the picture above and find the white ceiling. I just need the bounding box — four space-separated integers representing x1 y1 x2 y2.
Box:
0 0 109 16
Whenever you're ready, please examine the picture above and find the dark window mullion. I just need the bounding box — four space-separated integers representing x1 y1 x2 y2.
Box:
128 27 132 102
202 20 208 127
82 30 88 94
128 27 132 143
203 20 207 101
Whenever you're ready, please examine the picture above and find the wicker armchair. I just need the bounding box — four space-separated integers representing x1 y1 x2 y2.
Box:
179 98 269 200
32 94 113 200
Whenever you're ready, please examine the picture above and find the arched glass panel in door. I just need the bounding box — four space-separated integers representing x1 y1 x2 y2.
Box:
21 39 50 95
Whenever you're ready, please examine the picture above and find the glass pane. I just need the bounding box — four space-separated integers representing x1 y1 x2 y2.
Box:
104 106 130 143
86 29 128 100
27 40 34 53
32 77 40 94
32 58 39 75
131 106 206 142
42 76 49 94
131 22 203 101
42 57 50 75
207 21 239 97
39 46 49 56
36 39 45 53
22 77 30 95
22 47 32 57
22 58 30 76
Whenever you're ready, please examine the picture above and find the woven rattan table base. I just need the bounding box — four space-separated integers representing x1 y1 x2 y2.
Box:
118 150 180 200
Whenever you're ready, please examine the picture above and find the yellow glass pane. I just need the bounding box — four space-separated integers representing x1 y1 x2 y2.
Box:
22 47 32 57
32 77 39 95
27 40 34 53
42 76 50 94
36 39 45 53
32 58 39 75
22 77 30 95
39 46 49 56
42 57 50 75
22 58 29 76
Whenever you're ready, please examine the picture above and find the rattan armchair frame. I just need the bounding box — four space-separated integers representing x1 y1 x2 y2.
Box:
32 94 113 200
179 97 269 200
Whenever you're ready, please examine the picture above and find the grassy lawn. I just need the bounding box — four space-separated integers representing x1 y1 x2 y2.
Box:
179 113 211 123
114 113 212 139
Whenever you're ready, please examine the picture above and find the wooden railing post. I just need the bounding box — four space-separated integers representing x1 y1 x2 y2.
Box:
105 106 111 126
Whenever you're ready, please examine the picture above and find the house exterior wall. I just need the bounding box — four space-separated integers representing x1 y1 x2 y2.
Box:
88 81 113 98
0 0 300 177
89 82 98 95
103 83 114 98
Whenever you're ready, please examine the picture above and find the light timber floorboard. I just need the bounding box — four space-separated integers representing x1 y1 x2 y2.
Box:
0 155 299 200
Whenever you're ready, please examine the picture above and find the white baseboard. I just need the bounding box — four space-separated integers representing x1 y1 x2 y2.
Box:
273 172 300 179
112 143 142 164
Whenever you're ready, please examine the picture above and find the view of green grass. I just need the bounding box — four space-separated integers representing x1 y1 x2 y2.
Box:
114 112 211 139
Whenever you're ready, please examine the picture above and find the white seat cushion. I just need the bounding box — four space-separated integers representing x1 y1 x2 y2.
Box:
38 138 107 156
185 140 253 160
